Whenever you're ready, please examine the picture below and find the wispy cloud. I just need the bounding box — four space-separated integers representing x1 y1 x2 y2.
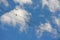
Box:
1 6 31 32
42 0 60 12
52 16 60 27
13 0 32 5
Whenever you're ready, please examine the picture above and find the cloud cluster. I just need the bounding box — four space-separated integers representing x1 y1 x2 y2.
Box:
40 0 60 38
0 0 60 39
42 0 60 12
1 6 31 32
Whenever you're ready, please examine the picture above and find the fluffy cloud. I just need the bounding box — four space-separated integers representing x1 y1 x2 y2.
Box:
13 0 32 5
0 6 31 32
36 22 58 38
42 0 60 12
0 0 9 7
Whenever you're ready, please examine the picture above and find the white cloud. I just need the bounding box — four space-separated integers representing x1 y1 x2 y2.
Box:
0 6 31 32
13 0 32 5
0 0 9 7
42 0 60 12
36 22 58 38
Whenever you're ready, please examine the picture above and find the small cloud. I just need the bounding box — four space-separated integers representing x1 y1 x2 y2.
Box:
1 6 31 32
52 16 60 27
42 0 60 12
33 4 40 10
36 22 58 38
0 0 9 7
13 0 32 5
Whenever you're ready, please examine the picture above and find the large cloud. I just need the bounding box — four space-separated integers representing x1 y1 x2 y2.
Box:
0 6 31 32
0 0 32 32
42 0 60 12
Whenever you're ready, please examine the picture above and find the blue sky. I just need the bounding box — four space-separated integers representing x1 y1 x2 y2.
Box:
0 0 60 40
